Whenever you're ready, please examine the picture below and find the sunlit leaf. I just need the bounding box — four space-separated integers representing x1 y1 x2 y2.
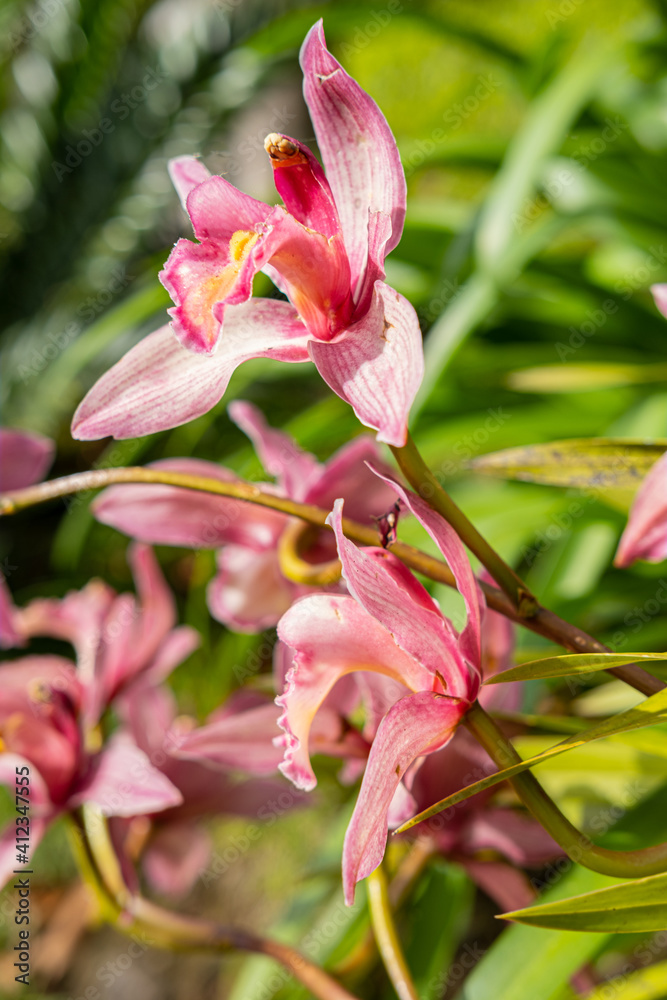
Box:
485 652 667 685
506 362 667 394
470 438 667 489
501 872 667 933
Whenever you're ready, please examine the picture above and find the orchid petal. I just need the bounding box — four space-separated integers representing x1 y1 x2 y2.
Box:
168 156 211 211
228 400 322 499
461 808 561 868
367 470 483 683
93 457 286 550
264 133 341 240
185 174 272 243
71 301 311 441
342 691 464 904
208 545 298 632
161 236 259 353
276 593 430 791
309 281 423 447
0 753 53 817
0 428 54 491
0 573 23 647
75 735 183 817
615 451 667 566
300 21 406 297
143 821 212 898
651 283 667 319
171 702 284 775
304 434 397 524
461 860 536 913
328 499 470 697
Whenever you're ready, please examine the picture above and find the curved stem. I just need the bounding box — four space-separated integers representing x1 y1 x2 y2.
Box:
367 864 420 1000
0 467 662 696
391 434 537 615
76 806 360 1000
464 702 667 879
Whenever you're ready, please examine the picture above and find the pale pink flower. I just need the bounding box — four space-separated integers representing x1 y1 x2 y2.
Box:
0 428 54 492
110 684 300 898
71 21 422 447
0 542 199 727
0 656 182 887
91 401 398 632
614 285 667 566
615 450 667 566
276 473 486 903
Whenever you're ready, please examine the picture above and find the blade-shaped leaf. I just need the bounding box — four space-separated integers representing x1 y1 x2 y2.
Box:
576 958 667 1000
485 653 667 685
501 872 667 933
394 688 667 833
469 439 667 489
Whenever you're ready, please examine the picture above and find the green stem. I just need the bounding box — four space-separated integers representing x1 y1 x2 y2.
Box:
464 702 667 879
392 434 537 615
0 467 662 696
75 807 360 1000
367 864 420 1000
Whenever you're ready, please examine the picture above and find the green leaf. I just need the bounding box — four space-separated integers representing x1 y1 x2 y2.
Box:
577 959 667 1000
485 652 667 685
501 872 667 933
506 362 667 394
394 688 667 833
469 438 667 489
458 866 615 1000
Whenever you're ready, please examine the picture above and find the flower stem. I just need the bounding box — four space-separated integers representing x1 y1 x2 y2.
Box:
391 434 537 616
367 864 420 1000
464 702 667 878
0 467 662 696
75 806 361 1000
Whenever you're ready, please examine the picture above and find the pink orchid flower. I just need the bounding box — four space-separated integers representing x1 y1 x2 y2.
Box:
0 656 182 887
0 428 54 492
614 285 667 566
0 542 199 727
71 21 423 448
615 450 667 566
276 473 485 904
110 684 300 898
91 401 398 632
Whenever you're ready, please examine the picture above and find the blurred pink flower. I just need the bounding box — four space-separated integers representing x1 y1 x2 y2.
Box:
276 473 486 903
91 401 398 632
110 684 301 898
0 428 54 493
615 450 667 567
614 285 667 566
0 542 199 726
0 656 182 886
71 21 422 447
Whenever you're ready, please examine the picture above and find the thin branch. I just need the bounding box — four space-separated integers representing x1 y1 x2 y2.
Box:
367 864 420 1000
0 467 662 697
76 807 360 1000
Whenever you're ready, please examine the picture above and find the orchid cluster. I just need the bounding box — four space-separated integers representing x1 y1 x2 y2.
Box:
2 18 667 1000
